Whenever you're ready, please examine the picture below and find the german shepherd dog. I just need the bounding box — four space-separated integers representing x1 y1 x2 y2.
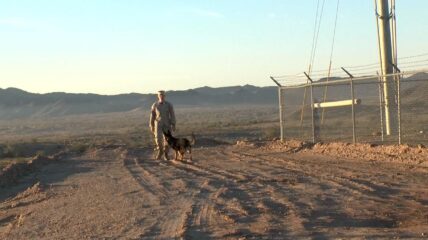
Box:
163 130 196 161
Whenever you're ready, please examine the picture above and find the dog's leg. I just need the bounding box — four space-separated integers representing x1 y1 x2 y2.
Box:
180 151 185 161
174 150 178 161
189 147 192 161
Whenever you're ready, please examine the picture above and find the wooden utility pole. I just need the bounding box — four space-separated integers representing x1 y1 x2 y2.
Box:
376 0 397 135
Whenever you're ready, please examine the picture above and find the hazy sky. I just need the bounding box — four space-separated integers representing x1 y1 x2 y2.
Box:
1 0 428 94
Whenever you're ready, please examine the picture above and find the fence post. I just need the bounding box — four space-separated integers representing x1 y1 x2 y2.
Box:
270 77 284 142
304 72 315 143
397 74 401 145
390 63 402 145
310 83 315 143
377 72 385 142
279 87 285 142
341 68 356 144
351 79 357 144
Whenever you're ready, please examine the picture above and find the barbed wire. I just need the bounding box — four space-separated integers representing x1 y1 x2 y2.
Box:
400 63 428 70
272 52 428 81
277 69 428 88
397 52 428 60
398 58 428 66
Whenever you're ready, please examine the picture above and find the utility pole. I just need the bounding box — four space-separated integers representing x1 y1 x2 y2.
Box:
376 0 397 135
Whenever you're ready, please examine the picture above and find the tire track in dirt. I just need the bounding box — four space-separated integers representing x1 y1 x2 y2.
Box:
195 146 393 235
202 146 408 237
232 149 395 199
121 149 196 239
141 155 246 238
178 176 277 238
2 143 427 239
230 152 391 236
132 143 320 239
254 149 427 212
213 148 309 238
168 147 301 238
190 147 301 186
119 145 428 238
130 148 297 238
227 146 428 236
126 149 241 239
121 149 168 203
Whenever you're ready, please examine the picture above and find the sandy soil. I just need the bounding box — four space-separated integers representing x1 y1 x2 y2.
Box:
1 140 427 239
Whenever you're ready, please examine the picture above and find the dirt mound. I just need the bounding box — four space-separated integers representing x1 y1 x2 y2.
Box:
14 182 45 200
196 137 230 147
262 140 314 152
235 140 256 147
311 142 428 166
0 152 66 187
264 140 428 166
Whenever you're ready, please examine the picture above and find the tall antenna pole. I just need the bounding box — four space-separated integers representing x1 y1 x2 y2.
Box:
375 0 397 135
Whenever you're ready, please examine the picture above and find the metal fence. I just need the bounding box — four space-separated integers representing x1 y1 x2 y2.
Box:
272 69 428 145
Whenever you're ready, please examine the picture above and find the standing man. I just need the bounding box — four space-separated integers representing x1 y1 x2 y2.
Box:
149 90 176 160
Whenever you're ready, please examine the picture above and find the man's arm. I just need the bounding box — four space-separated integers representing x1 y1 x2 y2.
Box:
149 104 156 132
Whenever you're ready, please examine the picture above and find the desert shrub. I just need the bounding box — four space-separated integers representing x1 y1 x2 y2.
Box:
1 144 19 158
0 157 28 170
262 127 280 140
36 150 46 157
68 142 89 153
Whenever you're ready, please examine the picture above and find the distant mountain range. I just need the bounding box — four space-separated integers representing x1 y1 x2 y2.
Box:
0 73 427 119
0 85 281 119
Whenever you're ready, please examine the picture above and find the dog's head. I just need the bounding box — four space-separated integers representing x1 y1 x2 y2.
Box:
162 129 172 138
162 130 176 146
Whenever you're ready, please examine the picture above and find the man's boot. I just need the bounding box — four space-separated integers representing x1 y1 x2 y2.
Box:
163 146 170 160
155 148 163 160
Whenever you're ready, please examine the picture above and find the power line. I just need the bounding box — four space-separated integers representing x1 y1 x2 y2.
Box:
328 0 340 63
399 58 428 65
308 0 326 74
398 52 428 60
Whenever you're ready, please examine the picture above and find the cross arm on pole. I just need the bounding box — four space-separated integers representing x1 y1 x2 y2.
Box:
303 72 314 83
341 67 354 78
270 76 282 87
389 61 401 73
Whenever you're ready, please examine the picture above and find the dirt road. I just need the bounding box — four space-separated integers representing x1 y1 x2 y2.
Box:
1 141 427 239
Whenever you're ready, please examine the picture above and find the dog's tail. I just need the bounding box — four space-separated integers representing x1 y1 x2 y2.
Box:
190 132 196 145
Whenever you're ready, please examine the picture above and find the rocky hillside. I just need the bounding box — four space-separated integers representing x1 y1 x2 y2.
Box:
0 85 280 119
0 73 427 119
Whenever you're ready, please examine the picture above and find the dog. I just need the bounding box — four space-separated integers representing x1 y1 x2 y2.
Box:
163 130 196 161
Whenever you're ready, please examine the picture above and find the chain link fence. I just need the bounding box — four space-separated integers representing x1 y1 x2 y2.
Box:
273 70 428 145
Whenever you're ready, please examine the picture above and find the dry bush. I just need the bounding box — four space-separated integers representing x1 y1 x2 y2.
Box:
0 144 24 158
262 127 280 140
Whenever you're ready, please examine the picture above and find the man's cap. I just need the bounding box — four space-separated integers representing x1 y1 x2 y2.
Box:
157 90 166 95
